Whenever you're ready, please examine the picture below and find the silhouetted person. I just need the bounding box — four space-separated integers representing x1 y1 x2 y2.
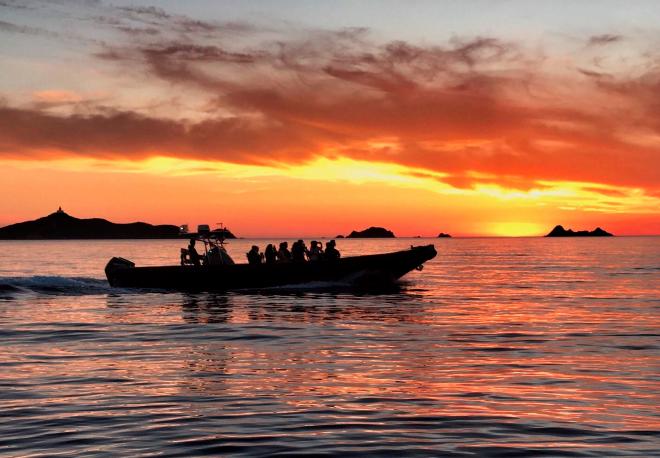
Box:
206 245 222 266
188 238 201 266
291 239 308 262
309 240 323 261
325 240 340 260
264 244 277 264
277 241 292 262
247 245 263 265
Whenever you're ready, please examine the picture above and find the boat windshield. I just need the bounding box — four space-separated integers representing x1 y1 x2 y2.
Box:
199 234 235 265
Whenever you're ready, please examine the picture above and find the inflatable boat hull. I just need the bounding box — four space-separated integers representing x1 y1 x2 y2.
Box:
105 245 437 291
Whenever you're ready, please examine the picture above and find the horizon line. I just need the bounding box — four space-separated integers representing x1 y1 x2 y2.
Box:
0 209 656 238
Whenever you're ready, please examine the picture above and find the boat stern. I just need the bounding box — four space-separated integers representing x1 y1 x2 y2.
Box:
105 257 135 287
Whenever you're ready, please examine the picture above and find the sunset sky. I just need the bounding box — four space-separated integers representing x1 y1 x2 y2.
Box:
1 0 659 236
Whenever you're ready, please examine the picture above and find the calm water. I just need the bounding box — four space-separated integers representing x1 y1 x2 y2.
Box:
0 237 658 457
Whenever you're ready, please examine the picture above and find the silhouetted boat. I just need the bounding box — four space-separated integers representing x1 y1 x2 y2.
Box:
105 245 437 291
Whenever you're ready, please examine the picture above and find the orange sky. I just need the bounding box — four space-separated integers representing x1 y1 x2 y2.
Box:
0 1 659 236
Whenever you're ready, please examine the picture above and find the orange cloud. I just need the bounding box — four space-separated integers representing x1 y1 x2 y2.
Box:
0 1 658 234
2 19 658 190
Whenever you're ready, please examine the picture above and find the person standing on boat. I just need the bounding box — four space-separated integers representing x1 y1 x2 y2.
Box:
188 238 201 266
247 245 263 265
325 240 340 260
264 244 277 264
308 241 324 261
206 244 224 265
277 242 291 262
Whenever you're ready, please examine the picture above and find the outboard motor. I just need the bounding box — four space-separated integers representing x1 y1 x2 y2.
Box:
105 257 135 287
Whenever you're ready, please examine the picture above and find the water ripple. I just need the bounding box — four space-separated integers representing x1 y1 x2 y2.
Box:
0 238 659 456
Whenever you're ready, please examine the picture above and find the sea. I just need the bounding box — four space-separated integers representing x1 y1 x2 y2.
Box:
0 237 658 457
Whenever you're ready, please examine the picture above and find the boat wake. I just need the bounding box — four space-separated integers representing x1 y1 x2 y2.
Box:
0 276 120 297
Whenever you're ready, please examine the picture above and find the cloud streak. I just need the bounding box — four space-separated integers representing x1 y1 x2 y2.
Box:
587 34 623 46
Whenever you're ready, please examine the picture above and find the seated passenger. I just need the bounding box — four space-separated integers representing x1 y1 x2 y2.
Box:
246 245 263 265
264 244 277 264
325 240 340 260
188 238 201 266
277 241 292 262
308 240 324 261
291 239 308 262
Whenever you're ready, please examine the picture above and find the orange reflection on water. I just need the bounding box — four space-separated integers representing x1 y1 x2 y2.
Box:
1 237 658 456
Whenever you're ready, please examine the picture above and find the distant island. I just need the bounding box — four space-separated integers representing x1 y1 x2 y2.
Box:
346 226 396 238
0 208 223 239
546 225 613 237
437 232 452 238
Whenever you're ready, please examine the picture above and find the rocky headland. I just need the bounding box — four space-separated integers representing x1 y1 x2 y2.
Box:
545 225 613 237
0 208 184 239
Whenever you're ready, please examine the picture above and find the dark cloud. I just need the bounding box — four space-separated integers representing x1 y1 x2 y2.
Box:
588 34 623 46
0 19 60 38
117 5 171 21
112 4 252 36
0 0 35 9
578 68 610 79
0 104 329 165
142 44 259 63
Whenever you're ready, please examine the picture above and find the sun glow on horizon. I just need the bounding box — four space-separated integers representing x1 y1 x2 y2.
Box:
488 222 548 237
1 154 658 236
5 155 657 209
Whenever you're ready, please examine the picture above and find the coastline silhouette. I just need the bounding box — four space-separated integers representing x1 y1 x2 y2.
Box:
0 208 239 239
